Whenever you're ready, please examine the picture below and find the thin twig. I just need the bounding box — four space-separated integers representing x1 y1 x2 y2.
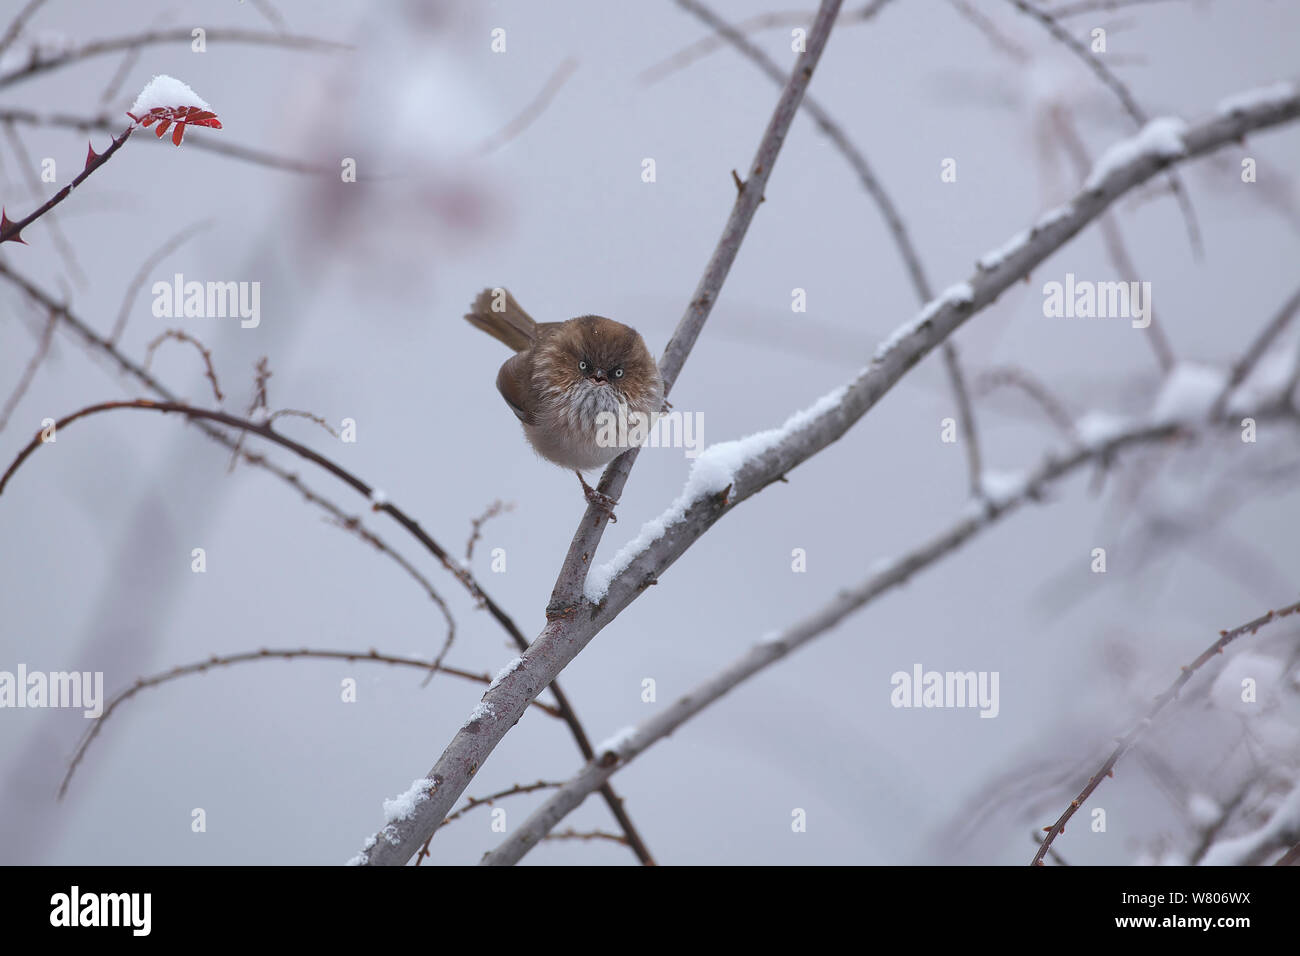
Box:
639 0 893 85
110 220 211 343
415 779 564 863
1050 105 1176 370
354 74 1300 868
329 514 456 678
1002 0 1203 256
0 0 48 62
0 107 334 175
354 0 845 867
0 28 350 90
476 58 578 156
1032 601 1300 865
466 500 514 563
1 118 86 282
1208 283 1300 420
0 260 458 687
480 417 1299 865
0 388 655 864
143 330 224 402
1049 0 1199 17
267 408 339 438
0 303 57 431
59 648 562 798
542 828 629 846
673 0 987 499
0 123 133 244
973 366 1079 441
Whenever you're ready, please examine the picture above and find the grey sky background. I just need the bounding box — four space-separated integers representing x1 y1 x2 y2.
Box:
1 0 1298 865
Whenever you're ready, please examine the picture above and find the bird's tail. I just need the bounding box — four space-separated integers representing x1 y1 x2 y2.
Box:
464 287 538 352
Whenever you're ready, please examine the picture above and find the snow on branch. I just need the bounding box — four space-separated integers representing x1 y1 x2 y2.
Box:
484 416 1300 865
348 80 1300 867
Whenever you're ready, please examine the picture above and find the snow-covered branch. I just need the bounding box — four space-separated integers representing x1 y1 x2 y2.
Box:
350 82 1300 866
351 0 849 865
482 410 1300 865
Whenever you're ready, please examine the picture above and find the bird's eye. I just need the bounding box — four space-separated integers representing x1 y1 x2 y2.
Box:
579 360 589 372
612 367 624 378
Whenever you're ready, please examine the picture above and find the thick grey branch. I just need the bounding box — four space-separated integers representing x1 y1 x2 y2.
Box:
483 410 1295 864
352 0 848 865
350 83 1300 867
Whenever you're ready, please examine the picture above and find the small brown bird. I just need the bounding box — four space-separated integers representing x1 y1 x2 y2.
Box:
465 288 663 520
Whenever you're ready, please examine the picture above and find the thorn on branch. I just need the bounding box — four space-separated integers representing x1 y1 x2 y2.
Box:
731 168 766 202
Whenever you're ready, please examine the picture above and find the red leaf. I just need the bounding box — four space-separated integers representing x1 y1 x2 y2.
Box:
126 105 222 147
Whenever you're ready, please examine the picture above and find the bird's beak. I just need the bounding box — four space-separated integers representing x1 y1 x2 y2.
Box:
592 369 608 384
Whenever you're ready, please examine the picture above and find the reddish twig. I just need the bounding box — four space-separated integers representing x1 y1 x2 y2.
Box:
0 396 657 864
0 123 132 244
143 330 224 403
267 408 339 438
59 648 562 798
466 499 514 563
1032 599 1300 865
1 118 86 281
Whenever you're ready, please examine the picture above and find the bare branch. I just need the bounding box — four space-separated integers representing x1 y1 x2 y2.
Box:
542 0 848 630
1002 0 1203 255
543 828 629 846
639 0 894 85
347 81 1300 867
1 118 85 281
329 514 456 676
1048 0 1200 17
0 0 48 63
0 123 133 244
1209 283 1300 420
110 220 211 343
466 499 514 563
0 105 335 175
481 415 1288 865
973 366 1080 441
476 58 578 156
674 0 987 498
0 390 655 864
267 408 339 438
0 303 56 431
60 648 563 798
143 329 224 403
1050 105 1176 370
1032 600 1300 865
0 28 350 91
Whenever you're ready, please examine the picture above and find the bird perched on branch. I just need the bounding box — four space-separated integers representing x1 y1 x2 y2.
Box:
465 287 663 521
